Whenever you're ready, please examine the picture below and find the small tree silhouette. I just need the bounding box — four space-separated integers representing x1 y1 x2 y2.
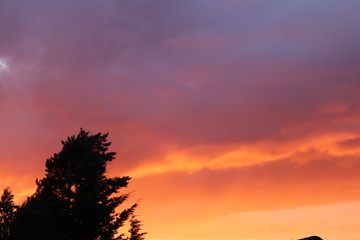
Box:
11 129 146 240
0 188 17 240
126 214 146 240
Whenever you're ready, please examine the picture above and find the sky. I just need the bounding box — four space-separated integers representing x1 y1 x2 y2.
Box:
0 0 360 239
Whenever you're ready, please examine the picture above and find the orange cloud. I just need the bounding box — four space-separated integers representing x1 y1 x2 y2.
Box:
126 132 360 177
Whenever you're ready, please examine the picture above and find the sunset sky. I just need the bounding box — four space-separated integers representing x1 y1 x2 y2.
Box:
1 1 360 240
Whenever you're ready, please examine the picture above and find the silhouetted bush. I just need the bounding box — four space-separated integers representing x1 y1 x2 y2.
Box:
298 236 323 240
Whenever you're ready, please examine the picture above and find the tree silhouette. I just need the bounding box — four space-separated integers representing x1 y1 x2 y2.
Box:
0 188 17 240
11 189 68 240
125 215 146 240
11 129 145 240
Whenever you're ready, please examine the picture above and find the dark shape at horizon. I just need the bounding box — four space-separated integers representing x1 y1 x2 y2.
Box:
10 129 146 240
298 236 323 240
0 188 18 240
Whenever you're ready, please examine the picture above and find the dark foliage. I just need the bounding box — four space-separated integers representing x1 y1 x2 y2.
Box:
10 129 145 240
0 188 17 240
126 215 146 240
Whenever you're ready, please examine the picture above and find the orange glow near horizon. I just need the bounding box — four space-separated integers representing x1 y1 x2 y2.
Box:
3 132 360 240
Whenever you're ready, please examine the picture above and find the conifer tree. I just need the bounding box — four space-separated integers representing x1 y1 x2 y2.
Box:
0 187 17 240
11 129 145 240
126 215 146 240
